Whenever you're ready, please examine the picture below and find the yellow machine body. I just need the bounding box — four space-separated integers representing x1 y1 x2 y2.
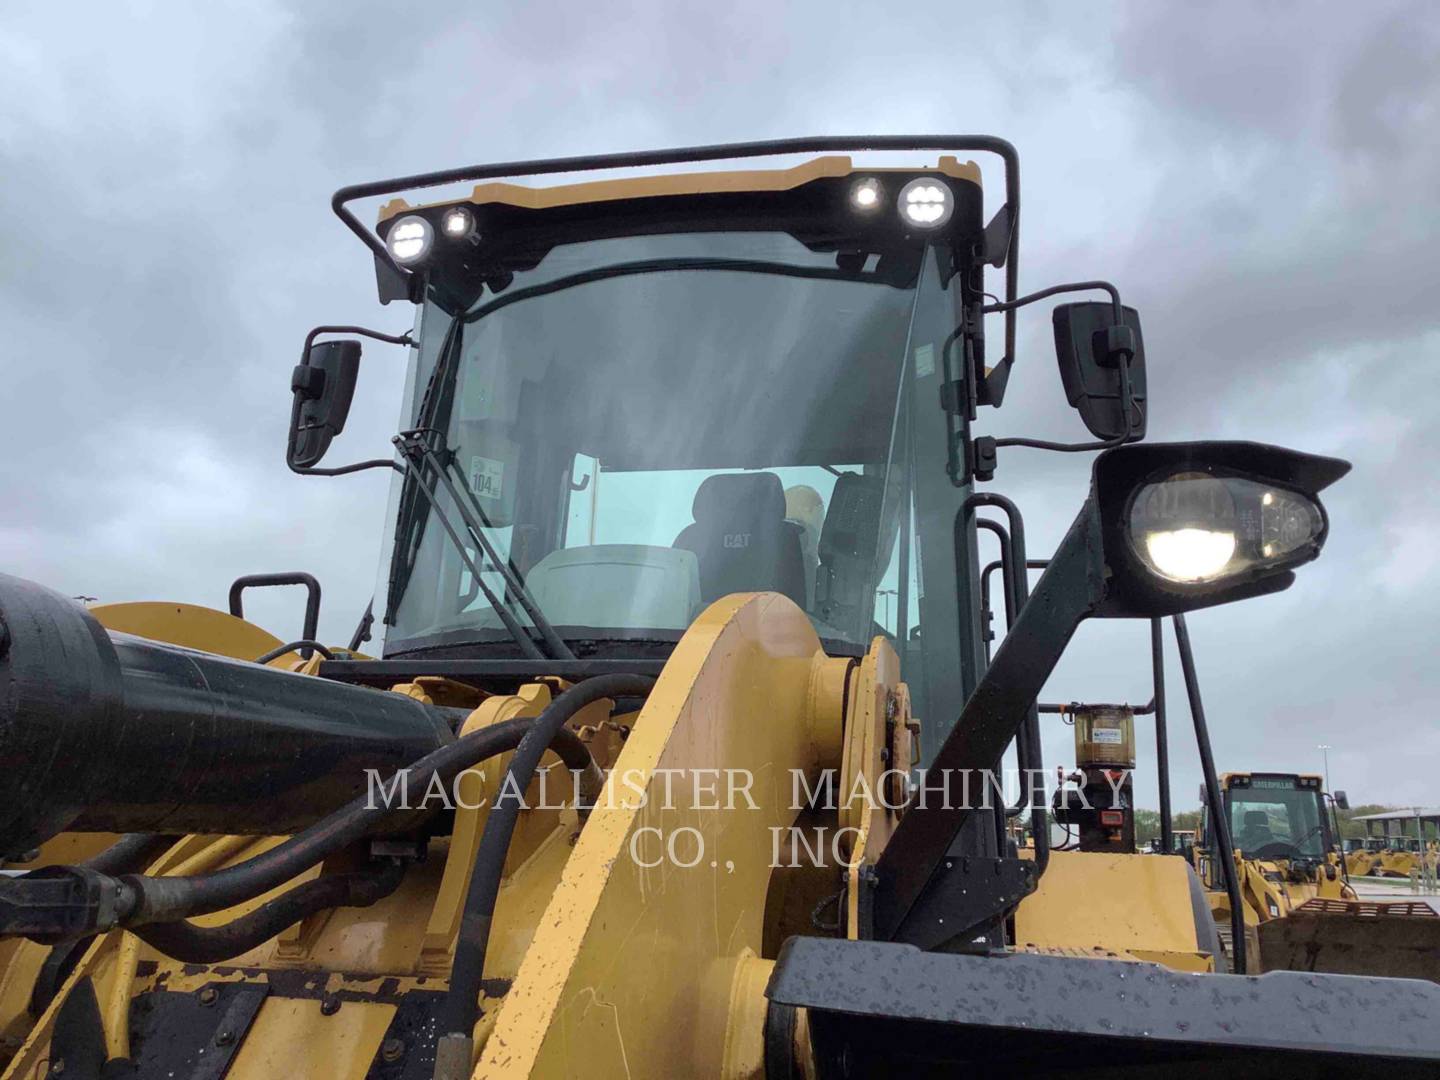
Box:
2 591 1228 1078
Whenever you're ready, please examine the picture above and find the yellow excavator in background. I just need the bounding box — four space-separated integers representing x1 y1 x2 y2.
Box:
2 137 1437 1078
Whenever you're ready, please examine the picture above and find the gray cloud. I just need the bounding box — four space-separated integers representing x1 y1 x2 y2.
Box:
2 0 1436 809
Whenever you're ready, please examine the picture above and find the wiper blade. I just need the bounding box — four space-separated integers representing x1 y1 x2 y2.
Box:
392 449 546 661
385 312 466 624
397 432 576 662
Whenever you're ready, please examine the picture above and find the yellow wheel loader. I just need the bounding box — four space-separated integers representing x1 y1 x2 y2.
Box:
2 137 1437 1078
1193 772 1440 980
1344 836 1387 877
1375 837 1439 879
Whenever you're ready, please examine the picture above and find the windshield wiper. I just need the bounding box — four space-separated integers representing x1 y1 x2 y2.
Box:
395 430 576 662
391 450 546 661
385 312 462 622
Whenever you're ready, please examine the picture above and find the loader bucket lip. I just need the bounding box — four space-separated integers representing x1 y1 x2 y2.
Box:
767 937 1440 1074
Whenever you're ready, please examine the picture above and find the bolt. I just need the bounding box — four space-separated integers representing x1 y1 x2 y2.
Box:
215 1030 234 1047
48 1058 64 1076
199 987 219 1006
320 995 341 1016
381 1038 405 1063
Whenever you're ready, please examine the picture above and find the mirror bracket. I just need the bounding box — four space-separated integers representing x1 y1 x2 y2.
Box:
286 324 414 477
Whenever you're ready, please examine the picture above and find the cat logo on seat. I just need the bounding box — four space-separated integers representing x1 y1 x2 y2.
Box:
723 533 751 549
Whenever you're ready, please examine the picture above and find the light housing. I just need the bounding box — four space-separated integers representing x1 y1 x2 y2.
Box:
1128 470 1324 584
850 177 882 211
897 177 953 229
386 215 433 265
1090 441 1349 617
441 205 476 240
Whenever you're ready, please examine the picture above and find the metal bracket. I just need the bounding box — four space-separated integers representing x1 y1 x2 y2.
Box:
128 982 269 1080
893 856 1037 951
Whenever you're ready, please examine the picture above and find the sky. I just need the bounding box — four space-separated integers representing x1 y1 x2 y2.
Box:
2 1 1437 810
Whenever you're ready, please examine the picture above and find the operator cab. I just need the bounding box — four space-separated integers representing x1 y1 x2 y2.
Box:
1201 773 1332 862
358 157 992 746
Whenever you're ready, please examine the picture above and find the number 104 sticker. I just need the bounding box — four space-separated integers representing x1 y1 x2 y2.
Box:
468 456 505 499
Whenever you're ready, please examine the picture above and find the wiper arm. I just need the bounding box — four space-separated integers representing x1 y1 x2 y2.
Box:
385 314 465 623
396 431 577 662
392 449 546 661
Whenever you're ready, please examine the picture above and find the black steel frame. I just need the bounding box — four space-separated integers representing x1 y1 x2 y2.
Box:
227 572 321 659
330 136 1021 374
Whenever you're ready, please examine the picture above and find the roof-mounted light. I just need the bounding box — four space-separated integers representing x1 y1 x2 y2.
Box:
897 177 953 229
386 215 433 265
441 206 476 241
850 177 882 211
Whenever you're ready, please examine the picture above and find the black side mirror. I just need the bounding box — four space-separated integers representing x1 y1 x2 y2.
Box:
1333 790 1350 811
1052 302 1147 440
290 340 361 468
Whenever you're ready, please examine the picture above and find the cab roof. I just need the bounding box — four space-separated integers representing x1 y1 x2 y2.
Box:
376 155 982 224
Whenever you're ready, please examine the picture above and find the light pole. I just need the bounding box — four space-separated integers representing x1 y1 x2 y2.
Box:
1317 743 1332 793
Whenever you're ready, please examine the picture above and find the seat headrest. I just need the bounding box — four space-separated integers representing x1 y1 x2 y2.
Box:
1243 811 1270 828
819 472 885 561
692 472 786 524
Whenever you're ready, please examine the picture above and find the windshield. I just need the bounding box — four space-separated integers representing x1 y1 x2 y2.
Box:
1226 779 1326 858
385 231 923 649
376 223 981 761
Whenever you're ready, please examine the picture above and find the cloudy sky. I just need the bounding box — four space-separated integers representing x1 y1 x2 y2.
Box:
3 1 1436 810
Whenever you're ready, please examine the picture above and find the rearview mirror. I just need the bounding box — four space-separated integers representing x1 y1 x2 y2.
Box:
290 340 361 468
1333 790 1349 811
1052 302 1147 440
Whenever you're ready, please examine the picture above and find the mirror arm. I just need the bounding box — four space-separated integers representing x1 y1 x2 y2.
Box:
988 354 1143 453
982 279 1123 322
966 281 1140 477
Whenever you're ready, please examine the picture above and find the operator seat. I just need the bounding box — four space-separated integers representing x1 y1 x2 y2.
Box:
1237 810 1275 849
674 472 806 609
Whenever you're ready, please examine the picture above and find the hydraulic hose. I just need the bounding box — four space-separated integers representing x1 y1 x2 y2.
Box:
0 716 601 945
132 859 407 964
437 673 656 1050
81 834 175 876
117 718 600 926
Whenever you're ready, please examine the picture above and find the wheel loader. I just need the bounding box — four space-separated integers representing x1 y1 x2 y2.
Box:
1191 772 1440 980
1193 772 1355 915
2 136 1438 1078
1374 836 1439 879
1344 836 1388 877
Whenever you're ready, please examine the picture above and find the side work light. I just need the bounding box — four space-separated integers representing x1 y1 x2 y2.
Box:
1092 441 1348 616
1127 471 1325 584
